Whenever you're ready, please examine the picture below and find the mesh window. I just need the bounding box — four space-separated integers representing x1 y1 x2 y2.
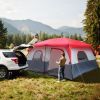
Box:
33 51 42 60
77 51 88 62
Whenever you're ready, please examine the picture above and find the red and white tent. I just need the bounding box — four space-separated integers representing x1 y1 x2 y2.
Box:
27 38 98 80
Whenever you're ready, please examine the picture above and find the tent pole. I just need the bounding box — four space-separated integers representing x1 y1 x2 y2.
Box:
44 46 46 74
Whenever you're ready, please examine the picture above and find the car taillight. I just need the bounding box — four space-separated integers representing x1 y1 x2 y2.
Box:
11 58 18 64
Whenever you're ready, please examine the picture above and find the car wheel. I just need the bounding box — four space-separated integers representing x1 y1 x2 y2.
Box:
0 66 8 79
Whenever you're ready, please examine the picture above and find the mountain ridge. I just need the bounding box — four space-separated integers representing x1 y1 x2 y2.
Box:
1 18 85 35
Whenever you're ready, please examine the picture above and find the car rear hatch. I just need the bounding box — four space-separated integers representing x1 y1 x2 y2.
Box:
13 44 33 51
13 44 33 66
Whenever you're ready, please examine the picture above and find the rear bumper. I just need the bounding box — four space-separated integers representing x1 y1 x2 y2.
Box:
8 64 28 71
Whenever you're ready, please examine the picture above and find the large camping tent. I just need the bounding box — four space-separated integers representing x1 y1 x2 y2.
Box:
27 38 98 80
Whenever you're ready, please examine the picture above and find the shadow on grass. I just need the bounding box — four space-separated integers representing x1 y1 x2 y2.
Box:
19 70 55 79
1 68 100 84
0 70 55 81
20 68 100 84
74 68 100 83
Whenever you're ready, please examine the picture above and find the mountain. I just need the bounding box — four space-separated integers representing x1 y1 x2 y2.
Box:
57 26 85 35
2 20 21 34
2 18 60 34
1 18 85 35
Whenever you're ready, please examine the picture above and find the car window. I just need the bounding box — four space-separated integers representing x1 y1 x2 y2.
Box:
3 52 16 58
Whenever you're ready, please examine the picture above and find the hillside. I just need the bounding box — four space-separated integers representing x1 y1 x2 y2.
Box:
2 18 85 35
2 20 21 34
2 18 59 34
57 26 85 35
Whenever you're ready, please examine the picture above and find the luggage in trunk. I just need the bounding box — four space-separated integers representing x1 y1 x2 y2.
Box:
15 51 27 66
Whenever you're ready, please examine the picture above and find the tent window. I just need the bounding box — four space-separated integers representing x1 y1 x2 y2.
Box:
33 51 42 60
77 51 88 63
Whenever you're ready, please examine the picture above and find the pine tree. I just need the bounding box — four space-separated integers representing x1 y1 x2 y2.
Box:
25 34 33 43
74 34 78 40
83 0 100 49
78 35 83 41
6 34 13 46
0 20 7 48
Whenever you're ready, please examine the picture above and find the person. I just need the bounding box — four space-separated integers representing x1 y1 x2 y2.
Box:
56 52 66 81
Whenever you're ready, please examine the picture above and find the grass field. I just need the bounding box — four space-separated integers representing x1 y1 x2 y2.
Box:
96 55 100 67
0 67 100 100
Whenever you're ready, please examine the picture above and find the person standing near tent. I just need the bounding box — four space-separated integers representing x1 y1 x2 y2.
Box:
56 52 66 81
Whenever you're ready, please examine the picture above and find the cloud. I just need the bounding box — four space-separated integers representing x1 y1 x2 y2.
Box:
0 0 17 17
0 0 86 28
43 17 84 28
63 14 84 28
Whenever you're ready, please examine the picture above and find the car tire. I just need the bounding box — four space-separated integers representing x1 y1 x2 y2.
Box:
0 66 8 79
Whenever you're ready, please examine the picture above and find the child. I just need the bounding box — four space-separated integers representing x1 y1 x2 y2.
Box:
56 52 66 81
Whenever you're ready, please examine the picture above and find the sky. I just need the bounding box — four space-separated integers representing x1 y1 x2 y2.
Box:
0 0 87 28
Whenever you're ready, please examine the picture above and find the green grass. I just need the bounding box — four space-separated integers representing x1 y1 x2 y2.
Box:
0 68 100 100
96 55 100 67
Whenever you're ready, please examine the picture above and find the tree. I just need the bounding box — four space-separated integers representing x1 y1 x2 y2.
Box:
61 32 64 37
74 34 78 40
25 34 33 43
6 34 13 47
78 35 83 41
0 20 7 48
70 35 74 39
83 0 100 49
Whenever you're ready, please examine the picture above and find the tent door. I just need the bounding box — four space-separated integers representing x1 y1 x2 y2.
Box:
29 50 44 72
48 49 63 75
